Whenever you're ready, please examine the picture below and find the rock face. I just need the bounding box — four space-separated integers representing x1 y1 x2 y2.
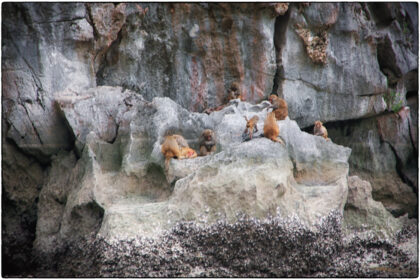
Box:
31 88 416 277
327 112 417 217
96 3 278 112
33 87 350 246
1 2 418 277
2 124 44 275
344 176 412 238
32 213 419 277
2 3 95 162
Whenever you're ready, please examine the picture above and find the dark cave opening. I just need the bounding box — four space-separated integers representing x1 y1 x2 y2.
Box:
271 7 291 97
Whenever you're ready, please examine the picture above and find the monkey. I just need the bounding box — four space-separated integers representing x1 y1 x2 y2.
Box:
161 134 195 170
313 120 330 141
268 94 288 121
204 82 244 114
199 129 217 156
226 82 244 102
263 111 285 145
243 115 259 140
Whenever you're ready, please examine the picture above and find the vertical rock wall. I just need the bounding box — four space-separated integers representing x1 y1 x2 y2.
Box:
1 2 418 277
96 3 278 112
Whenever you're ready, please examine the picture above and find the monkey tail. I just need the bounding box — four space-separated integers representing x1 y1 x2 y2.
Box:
276 136 286 145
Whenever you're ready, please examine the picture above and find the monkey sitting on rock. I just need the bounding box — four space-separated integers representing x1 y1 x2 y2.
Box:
243 115 259 141
204 82 244 114
161 134 197 170
268 94 288 121
226 82 244 102
313 120 330 141
263 111 285 145
199 129 217 156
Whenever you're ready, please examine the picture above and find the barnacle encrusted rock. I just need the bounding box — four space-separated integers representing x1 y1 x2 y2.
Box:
295 24 328 64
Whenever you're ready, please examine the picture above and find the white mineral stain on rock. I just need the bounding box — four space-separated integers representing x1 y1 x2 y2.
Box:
189 24 199 38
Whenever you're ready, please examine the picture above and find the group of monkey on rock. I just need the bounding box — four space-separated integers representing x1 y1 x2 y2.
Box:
161 83 329 169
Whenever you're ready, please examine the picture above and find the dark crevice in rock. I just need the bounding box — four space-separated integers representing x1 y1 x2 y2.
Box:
85 3 97 39
2 195 38 277
381 138 418 219
108 122 120 144
31 17 87 25
1 129 44 276
272 8 290 97
368 3 395 28
3 127 50 170
54 103 77 158
69 201 104 238
406 90 417 100
96 27 124 86
405 108 418 157
382 137 417 198
377 36 401 86
357 92 385 97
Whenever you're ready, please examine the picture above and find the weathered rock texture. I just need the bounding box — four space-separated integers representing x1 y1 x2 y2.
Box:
344 176 412 238
2 3 95 162
32 213 418 278
34 87 350 246
276 3 417 127
96 3 278 112
327 111 417 218
1 2 418 277
2 120 44 275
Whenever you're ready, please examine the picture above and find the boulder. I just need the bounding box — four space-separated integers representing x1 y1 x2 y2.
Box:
2 3 95 162
35 86 351 245
344 176 411 238
328 114 417 217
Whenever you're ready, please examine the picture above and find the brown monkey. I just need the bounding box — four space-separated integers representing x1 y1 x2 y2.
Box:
243 115 259 140
199 129 217 156
204 82 244 114
263 111 285 145
226 82 244 102
161 134 195 170
313 121 330 141
268 94 288 121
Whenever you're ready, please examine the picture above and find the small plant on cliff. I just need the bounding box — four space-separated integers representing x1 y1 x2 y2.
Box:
383 90 403 113
402 20 410 35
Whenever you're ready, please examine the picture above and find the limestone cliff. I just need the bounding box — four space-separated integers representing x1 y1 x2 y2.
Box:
2 3 418 277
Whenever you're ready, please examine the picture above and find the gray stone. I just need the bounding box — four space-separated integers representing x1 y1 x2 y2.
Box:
275 3 418 128
2 3 96 162
97 3 277 111
1 2 418 277
344 176 411 238
328 114 417 217
2 119 44 275
40 87 351 242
